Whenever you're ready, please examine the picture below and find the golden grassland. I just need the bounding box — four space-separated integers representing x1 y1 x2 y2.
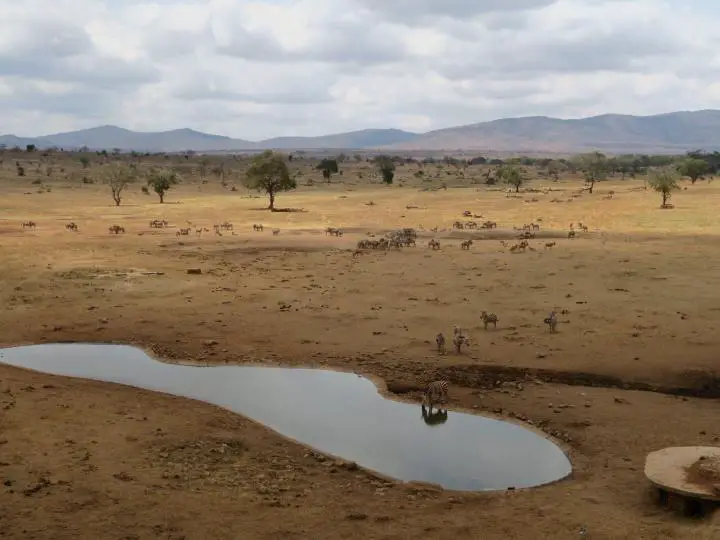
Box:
1 153 719 539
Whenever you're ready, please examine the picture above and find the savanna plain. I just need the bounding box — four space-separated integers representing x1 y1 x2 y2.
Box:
1 152 719 539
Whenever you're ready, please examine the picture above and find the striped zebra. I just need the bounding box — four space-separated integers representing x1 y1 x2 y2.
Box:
481 311 498 330
423 380 449 410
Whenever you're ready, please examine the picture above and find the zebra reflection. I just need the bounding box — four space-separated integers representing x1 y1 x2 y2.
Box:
421 404 448 426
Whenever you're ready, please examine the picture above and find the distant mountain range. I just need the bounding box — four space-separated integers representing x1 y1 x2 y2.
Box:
3 110 720 154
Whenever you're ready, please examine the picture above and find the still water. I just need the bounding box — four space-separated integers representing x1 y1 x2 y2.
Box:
0 344 572 491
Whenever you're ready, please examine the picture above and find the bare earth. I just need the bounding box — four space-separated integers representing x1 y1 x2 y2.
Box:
1 156 720 539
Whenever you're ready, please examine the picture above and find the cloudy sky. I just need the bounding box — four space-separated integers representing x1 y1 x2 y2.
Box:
2 0 719 140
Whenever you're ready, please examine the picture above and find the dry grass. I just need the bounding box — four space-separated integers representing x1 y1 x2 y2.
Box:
1 152 720 538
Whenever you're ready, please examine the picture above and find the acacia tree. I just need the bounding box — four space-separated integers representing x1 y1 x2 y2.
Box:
147 168 180 203
316 158 339 182
198 158 210 182
546 160 563 181
578 152 608 193
243 150 295 210
648 168 680 208
375 156 395 184
498 164 524 192
97 161 135 206
676 157 708 184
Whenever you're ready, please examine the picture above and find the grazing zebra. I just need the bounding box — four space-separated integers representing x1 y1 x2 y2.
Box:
21 221 36 229
435 332 446 354
481 311 498 330
544 311 558 333
544 242 556 249
108 225 125 234
567 230 576 239
460 239 473 250
428 239 440 250
65 222 78 231
272 228 280 235
423 380 449 410
252 223 264 231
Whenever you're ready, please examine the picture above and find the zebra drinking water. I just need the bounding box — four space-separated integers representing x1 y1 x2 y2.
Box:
423 380 449 410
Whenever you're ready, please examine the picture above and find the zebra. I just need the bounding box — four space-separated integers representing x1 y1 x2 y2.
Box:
435 333 446 354
460 239 473 250
453 333 468 353
481 311 498 330
423 380 449 410
544 311 558 333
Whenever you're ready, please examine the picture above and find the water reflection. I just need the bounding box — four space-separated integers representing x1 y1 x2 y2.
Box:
421 404 448 426
0 343 572 491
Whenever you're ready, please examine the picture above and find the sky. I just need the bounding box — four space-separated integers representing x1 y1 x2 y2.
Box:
2 0 720 140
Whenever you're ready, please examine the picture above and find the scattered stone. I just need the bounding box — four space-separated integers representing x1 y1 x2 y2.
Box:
186 268 202 275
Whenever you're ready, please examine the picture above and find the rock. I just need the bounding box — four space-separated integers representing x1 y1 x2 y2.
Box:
186 268 202 275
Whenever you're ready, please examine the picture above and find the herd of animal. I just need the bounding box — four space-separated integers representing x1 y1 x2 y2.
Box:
424 310 559 411
18 207 590 255
18 219 284 237
18 212 591 260
19 209 571 420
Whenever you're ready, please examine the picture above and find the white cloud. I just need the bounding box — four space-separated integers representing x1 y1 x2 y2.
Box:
0 0 719 139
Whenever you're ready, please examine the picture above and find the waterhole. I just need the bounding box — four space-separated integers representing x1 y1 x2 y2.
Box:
0 344 571 491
